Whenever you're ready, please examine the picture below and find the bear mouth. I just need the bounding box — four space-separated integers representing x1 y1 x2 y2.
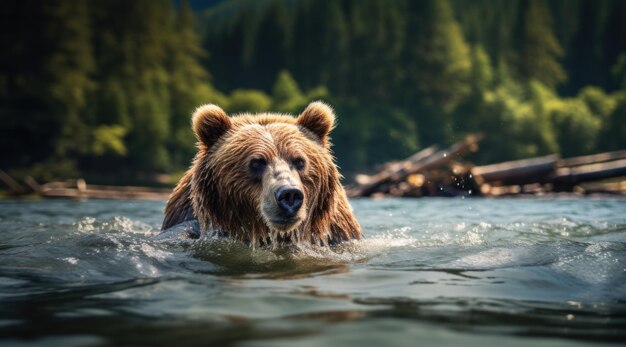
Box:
269 217 302 231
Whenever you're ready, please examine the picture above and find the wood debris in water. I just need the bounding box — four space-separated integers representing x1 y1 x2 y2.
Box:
0 174 171 200
347 135 482 198
347 137 626 198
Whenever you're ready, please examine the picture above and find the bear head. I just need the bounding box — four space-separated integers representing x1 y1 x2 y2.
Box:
178 101 361 246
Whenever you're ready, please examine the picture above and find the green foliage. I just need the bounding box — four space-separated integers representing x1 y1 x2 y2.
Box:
272 70 306 112
520 0 567 89
44 0 95 158
226 70 328 115
612 53 626 90
469 45 495 93
453 45 494 140
477 81 551 162
578 86 617 121
343 0 406 102
228 90 272 114
333 100 419 172
167 0 222 166
408 0 471 112
305 86 330 102
271 70 329 113
19 157 80 182
2 0 626 181
91 125 128 156
598 92 626 151
547 98 600 156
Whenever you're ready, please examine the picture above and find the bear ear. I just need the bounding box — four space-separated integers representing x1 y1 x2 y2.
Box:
192 104 232 148
297 101 335 146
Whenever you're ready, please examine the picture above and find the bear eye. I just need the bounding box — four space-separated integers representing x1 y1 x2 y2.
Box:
293 157 306 171
249 158 267 174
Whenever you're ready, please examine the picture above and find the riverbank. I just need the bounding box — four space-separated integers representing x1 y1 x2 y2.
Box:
3 138 626 200
0 174 171 200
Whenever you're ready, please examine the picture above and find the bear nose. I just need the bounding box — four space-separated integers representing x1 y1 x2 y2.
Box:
275 186 303 216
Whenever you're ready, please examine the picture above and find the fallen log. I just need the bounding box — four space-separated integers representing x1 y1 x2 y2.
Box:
579 180 626 194
483 184 522 196
550 159 626 189
41 187 170 200
348 135 481 197
354 145 439 185
560 149 626 168
84 184 171 194
0 170 25 194
481 182 554 196
471 154 559 186
23 176 42 194
39 179 171 200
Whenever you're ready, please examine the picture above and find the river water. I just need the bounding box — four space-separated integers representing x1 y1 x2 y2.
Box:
1 198 625 346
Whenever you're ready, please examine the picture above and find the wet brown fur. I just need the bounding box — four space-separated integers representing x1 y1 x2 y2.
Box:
162 102 362 246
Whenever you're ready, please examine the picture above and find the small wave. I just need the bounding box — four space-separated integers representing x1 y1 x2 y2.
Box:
3 205 626 286
75 216 155 236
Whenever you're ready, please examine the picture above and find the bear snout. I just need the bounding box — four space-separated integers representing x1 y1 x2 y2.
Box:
274 186 304 217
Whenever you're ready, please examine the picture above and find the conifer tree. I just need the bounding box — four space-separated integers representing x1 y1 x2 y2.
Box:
167 0 227 166
405 0 471 145
90 0 173 170
272 70 305 112
348 0 407 103
604 1 626 91
44 0 95 158
520 0 567 88
407 0 470 111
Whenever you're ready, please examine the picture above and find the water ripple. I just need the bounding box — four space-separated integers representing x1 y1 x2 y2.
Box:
1 198 625 346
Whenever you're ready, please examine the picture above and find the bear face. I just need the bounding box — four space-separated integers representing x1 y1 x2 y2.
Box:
163 102 362 247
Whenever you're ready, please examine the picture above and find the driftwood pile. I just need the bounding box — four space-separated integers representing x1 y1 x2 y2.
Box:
0 173 171 200
474 150 626 196
347 135 482 198
347 138 626 198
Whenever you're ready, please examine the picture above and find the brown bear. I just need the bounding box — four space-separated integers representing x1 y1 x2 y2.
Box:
161 101 362 247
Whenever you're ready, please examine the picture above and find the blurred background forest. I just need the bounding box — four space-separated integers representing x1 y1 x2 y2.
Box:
1 0 625 184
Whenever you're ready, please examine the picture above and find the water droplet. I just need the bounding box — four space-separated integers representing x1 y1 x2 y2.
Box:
63 257 79 265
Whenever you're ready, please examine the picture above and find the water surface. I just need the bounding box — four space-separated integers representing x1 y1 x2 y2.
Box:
1 198 625 346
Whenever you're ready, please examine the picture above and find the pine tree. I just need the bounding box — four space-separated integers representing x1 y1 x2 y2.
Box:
167 0 226 167
128 0 172 170
348 0 407 103
520 0 567 89
599 95 626 151
272 70 305 112
241 0 292 91
89 0 173 171
44 0 95 158
289 0 321 89
603 0 626 91
405 0 471 145
408 0 470 108
0 0 90 170
453 45 494 134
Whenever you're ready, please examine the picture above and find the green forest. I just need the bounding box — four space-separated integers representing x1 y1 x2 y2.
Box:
1 0 626 183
